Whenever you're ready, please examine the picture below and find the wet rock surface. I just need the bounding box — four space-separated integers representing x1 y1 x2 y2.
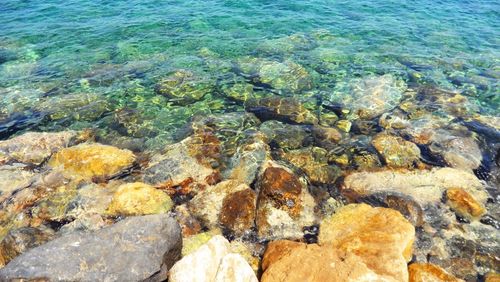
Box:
0 214 182 281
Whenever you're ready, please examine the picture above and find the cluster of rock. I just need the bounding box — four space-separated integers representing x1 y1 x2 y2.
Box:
0 33 499 282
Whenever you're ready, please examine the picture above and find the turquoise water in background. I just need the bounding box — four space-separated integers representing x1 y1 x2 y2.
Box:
0 0 499 148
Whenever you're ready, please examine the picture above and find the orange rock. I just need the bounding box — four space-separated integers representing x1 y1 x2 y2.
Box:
485 272 500 282
319 203 415 280
219 189 256 236
48 143 135 181
261 240 400 282
446 188 486 220
258 167 303 217
408 263 463 282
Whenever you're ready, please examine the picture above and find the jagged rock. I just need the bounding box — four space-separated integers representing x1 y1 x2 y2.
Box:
155 70 215 104
0 226 55 267
169 235 257 282
0 214 182 281
371 133 421 168
342 168 488 206
219 189 256 236
261 240 400 282
0 131 79 165
408 263 464 282
255 164 316 240
245 96 318 125
107 182 174 216
319 204 415 281
48 143 135 181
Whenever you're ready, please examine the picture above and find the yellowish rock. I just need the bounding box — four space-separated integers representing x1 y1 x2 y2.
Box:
107 182 173 216
485 272 500 282
48 143 135 180
182 230 221 257
408 263 464 282
319 203 415 281
336 119 352 132
446 188 486 220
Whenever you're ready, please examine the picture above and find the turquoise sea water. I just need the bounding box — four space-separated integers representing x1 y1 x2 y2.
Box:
0 0 499 148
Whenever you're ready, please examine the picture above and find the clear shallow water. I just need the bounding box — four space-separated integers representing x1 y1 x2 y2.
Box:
0 0 499 148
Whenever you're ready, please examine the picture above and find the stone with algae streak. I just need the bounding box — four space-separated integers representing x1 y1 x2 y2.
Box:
372 133 421 168
446 188 486 220
107 182 174 216
408 263 464 282
48 143 135 180
319 204 415 281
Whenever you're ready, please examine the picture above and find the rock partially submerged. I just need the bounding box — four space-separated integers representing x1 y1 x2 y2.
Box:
0 131 79 165
0 214 182 281
245 96 318 125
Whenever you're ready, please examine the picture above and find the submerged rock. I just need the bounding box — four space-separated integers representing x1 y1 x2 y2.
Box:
155 69 215 104
319 204 415 281
222 139 269 185
259 120 311 150
428 130 482 171
0 214 182 281
48 143 135 181
281 147 341 184
255 164 316 240
445 188 486 221
107 182 174 216
330 74 406 119
143 135 218 193
371 133 421 168
169 235 257 282
0 131 79 165
245 96 318 125
237 58 312 93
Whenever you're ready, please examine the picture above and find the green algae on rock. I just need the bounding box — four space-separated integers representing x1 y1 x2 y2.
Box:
107 182 174 216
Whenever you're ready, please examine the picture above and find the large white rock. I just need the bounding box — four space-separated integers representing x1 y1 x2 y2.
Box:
169 235 258 282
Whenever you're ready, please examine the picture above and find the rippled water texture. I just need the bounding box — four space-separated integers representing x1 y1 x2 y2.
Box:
0 0 498 148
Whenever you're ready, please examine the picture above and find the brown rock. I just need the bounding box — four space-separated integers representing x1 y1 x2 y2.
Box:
281 147 341 185
219 189 256 236
408 263 464 282
48 143 135 181
261 240 400 282
485 272 500 282
319 204 415 280
0 227 55 267
258 167 302 217
372 133 421 168
446 188 486 220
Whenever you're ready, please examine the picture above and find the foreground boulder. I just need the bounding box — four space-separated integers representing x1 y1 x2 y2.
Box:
261 240 400 282
0 214 181 281
319 204 415 281
48 143 135 181
169 235 257 282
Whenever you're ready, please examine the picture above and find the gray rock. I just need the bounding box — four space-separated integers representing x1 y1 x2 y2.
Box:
0 214 182 282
